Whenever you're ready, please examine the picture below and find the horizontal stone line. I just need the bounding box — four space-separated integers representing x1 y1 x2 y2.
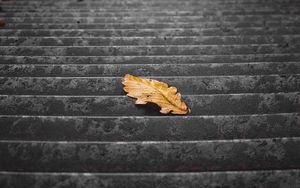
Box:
0 94 128 98
2 2 299 7
0 93 297 97
0 92 298 98
7 14 291 17
2 4 299 6
3 0 297 2
7 14 296 17
3 13 300 17
3 33 297 36
0 137 298 144
3 32 299 37
1 73 298 78
1 61 299 65
8 8 293 11
0 43 283 46
6 0 296 1
0 42 284 47
0 6 279 9
2 34 300 38
3 14 296 17
7 22 299 25
1 53 299 57
4 14 300 18
5 0 297 1
3 3 300 7
7 25 295 28
0 4 263 7
0 12 280 14
4 2 300 5
4 54 297 57
3 23 294 26
3 0 298 2
2 28 298 32
5 13 300 16
2 35 299 38
0 44 280 47
0 169 299 176
3 15 297 18
5 18 300 22
5 22 262 25
1 2 278 4
3 7 300 11
1 53 298 57
4 7 278 9
2 1 296 3
0 112 297 119
4 2 299 4
3 1 298 3
1 26 295 30
2 9 300 12
5 11 300 15
1 10 298 13
5 11 299 14
3 15 300 18
3 0 295 3
0 62 297 66
2 0 237 1
3 25 300 29
5 7 299 10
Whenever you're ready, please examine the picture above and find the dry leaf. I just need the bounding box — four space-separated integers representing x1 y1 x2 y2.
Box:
122 74 190 115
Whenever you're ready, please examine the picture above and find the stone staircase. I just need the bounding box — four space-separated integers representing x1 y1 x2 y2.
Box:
0 0 300 187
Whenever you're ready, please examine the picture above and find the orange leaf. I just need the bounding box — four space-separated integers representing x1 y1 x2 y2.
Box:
122 74 190 115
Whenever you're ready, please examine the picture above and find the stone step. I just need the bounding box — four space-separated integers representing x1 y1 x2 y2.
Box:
0 138 299 172
0 170 299 188
1 35 299 46
2 6 300 13
2 3 300 9
2 5 300 13
1 10 300 17
4 21 300 29
1 27 299 37
3 15 300 23
0 113 298 141
3 0 300 3
0 93 298 116
3 0 300 5
1 54 300 64
0 45 299 56
1 75 299 95
1 62 299 76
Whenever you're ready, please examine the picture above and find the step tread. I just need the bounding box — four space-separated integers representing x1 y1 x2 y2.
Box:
0 170 299 188
0 62 299 76
0 75 299 95
2 35 299 46
0 113 298 141
1 54 300 64
1 27 300 37
0 93 299 116
0 45 299 56
0 137 299 172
